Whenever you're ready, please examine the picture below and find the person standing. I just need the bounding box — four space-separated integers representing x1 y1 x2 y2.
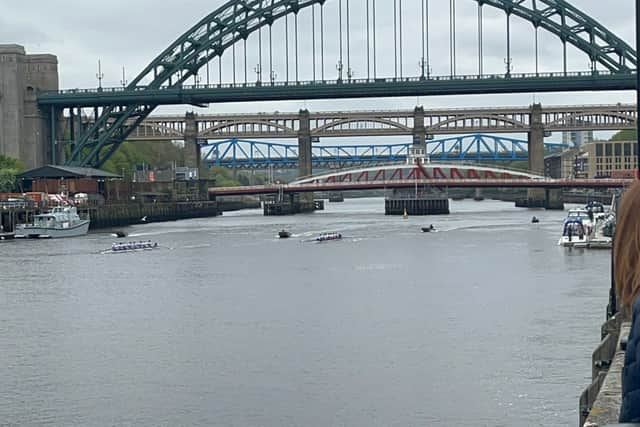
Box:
614 182 640 422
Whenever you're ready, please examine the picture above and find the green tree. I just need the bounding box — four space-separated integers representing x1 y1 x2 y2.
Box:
206 166 241 187
0 155 24 192
101 141 186 178
610 129 636 141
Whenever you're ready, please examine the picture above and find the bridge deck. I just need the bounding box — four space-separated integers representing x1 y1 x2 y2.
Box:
210 179 630 196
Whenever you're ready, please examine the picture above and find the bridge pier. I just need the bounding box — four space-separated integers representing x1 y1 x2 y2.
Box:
184 112 202 177
518 103 549 208
545 189 565 210
297 109 314 209
263 193 323 216
413 106 427 151
385 189 450 216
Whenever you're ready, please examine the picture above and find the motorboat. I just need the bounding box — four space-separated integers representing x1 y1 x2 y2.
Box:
421 225 436 233
315 232 342 242
558 218 588 247
114 230 127 238
16 206 90 239
587 212 615 249
531 216 540 224
278 230 292 239
104 241 159 254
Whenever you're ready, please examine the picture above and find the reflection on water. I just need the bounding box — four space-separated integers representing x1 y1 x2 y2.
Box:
0 198 609 426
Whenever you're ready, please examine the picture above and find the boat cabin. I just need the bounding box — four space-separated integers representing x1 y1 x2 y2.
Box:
566 209 591 222
563 219 586 237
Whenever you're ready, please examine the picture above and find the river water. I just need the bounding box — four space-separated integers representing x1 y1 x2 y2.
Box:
0 198 610 426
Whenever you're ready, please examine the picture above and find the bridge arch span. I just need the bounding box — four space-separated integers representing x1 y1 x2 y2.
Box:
429 114 528 133
313 118 412 135
546 111 637 129
291 163 545 186
68 0 636 167
201 119 296 138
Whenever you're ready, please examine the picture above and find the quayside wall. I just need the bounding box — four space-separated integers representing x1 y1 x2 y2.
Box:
81 201 219 229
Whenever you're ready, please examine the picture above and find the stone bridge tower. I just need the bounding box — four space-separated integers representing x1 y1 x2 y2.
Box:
0 44 59 169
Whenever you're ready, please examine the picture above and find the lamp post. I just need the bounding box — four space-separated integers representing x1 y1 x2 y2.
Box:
96 60 104 90
120 66 127 88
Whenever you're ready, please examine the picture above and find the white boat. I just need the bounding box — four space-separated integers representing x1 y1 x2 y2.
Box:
587 212 615 249
16 206 90 238
558 218 588 247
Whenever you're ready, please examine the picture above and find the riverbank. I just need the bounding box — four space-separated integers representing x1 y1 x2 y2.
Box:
82 201 220 229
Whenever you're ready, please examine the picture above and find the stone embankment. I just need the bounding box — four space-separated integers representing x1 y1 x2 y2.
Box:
580 308 630 426
83 201 219 229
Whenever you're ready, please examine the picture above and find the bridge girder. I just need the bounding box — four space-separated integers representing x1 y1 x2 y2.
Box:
63 0 637 168
201 134 568 168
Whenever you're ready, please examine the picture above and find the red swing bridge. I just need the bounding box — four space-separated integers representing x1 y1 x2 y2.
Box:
209 163 631 197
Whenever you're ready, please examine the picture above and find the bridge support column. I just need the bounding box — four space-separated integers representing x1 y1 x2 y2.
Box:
297 109 315 212
545 189 565 210
413 106 427 153
473 188 484 201
519 103 547 208
184 112 202 178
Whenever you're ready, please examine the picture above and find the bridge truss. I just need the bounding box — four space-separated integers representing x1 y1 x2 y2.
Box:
38 0 637 168
202 134 567 168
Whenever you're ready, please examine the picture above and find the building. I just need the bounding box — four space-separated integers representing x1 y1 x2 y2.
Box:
585 140 638 178
544 147 587 179
0 45 59 169
562 130 594 148
545 140 638 179
17 165 121 203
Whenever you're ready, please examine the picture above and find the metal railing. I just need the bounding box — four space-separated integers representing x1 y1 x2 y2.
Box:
42 69 628 97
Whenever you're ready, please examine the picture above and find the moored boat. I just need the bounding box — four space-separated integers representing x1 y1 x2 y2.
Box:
558 218 588 247
587 212 615 249
16 206 89 239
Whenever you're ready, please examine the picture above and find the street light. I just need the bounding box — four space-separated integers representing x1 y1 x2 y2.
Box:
254 63 262 83
120 66 127 88
96 60 104 90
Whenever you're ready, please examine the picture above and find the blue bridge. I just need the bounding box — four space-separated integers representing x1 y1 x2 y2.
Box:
203 134 567 168
36 0 637 168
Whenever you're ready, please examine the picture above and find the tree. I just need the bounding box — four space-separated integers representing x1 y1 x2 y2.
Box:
101 141 186 178
0 155 24 192
610 129 636 141
206 166 241 187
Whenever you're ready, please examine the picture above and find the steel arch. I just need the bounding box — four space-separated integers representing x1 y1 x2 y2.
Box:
68 0 636 167
478 0 636 72
202 134 567 168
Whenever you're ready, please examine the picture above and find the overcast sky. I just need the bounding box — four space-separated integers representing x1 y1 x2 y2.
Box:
1 0 636 123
